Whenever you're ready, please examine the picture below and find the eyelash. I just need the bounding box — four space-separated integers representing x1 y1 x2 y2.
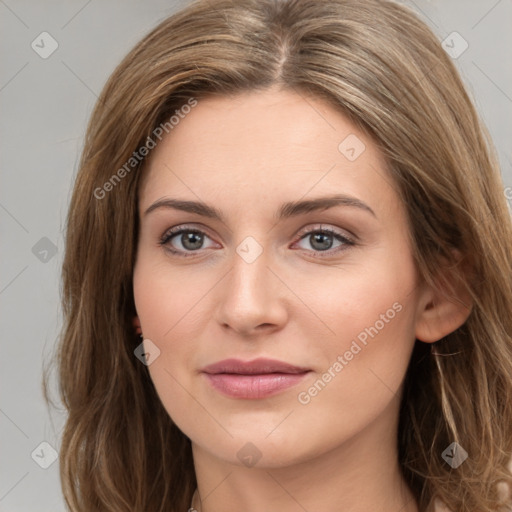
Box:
158 224 356 259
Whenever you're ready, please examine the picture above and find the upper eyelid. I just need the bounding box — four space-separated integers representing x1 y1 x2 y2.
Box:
295 224 355 242
160 223 216 242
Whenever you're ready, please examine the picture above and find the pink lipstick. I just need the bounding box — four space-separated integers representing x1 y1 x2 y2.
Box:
201 358 311 399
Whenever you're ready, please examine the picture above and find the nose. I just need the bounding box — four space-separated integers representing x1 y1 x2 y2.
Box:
214 243 288 337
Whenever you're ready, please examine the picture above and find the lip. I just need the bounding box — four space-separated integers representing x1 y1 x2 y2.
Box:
201 357 310 375
201 358 311 399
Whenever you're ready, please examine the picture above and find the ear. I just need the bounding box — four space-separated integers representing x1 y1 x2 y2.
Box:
415 252 473 343
132 315 142 335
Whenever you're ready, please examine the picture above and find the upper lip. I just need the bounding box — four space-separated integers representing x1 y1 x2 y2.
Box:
201 358 311 375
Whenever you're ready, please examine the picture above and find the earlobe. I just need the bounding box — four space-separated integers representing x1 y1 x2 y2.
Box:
415 257 473 343
132 315 142 335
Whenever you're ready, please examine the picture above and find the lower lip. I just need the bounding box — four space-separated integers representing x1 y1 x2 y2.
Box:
203 372 310 399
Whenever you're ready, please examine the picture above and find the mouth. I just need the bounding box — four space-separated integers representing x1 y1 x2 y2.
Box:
201 358 312 399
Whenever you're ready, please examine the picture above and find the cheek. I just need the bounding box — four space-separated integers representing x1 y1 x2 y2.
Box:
290 291 417 452
133 252 212 340
298 243 419 393
132 255 212 418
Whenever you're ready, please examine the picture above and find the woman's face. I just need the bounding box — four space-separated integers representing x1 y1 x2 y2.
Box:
133 88 428 468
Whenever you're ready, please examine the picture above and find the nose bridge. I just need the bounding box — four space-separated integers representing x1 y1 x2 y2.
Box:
214 234 286 333
228 238 271 306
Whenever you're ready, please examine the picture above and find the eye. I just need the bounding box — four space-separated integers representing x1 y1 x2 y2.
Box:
159 224 356 259
159 225 218 257
292 225 355 258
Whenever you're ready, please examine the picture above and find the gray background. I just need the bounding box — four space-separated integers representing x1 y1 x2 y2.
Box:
1 1 511 510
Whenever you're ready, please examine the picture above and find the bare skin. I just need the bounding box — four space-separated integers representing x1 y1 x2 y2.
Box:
133 87 470 512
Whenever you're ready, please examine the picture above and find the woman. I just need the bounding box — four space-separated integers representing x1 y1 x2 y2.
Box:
47 0 512 510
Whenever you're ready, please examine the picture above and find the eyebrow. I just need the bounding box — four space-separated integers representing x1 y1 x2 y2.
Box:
143 194 376 221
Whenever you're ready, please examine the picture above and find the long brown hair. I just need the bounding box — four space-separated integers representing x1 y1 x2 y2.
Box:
44 0 512 510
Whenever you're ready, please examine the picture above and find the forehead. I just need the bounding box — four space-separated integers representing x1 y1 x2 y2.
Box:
138 89 398 218
145 89 368 170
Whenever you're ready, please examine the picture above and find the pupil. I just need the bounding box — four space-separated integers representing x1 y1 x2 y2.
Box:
312 233 332 251
183 232 203 250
